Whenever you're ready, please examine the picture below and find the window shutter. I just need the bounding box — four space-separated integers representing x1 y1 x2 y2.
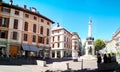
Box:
1 7 3 12
6 18 9 28
0 17 2 26
8 8 10 13
10 32 13 39
17 32 19 40
5 31 8 39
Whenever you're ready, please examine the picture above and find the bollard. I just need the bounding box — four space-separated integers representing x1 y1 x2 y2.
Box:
81 59 83 70
66 63 69 70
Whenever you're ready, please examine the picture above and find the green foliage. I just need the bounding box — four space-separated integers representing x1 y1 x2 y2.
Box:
0 0 2 5
94 39 106 51
83 41 86 47
116 51 120 56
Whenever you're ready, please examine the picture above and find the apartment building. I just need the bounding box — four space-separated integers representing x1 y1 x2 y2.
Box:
72 32 82 58
0 1 54 58
112 28 120 52
51 23 82 58
101 28 120 54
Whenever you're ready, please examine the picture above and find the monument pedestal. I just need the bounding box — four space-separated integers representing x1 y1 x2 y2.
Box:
79 55 96 60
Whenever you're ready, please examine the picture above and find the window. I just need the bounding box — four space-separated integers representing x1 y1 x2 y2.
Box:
0 30 8 39
24 34 27 41
58 36 60 41
88 41 92 45
64 36 66 41
52 31 54 34
32 35 36 42
13 19 18 29
74 42 77 49
53 37 54 42
0 17 9 27
15 10 19 15
38 37 44 43
3 8 10 13
52 44 54 48
47 22 49 25
25 14 29 18
24 22 28 31
13 32 17 40
47 28 49 36
64 43 66 48
33 24 36 33
33 16 37 20
58 43 60 47
46 38 49 44
41 19 44 22
40 26 43 34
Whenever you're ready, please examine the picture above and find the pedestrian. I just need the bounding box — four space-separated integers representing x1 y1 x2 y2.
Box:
111 53 116 62
103 54 108 63
97 53 102 64
107 53 112 63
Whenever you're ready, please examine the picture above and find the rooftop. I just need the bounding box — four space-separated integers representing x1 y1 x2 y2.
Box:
1 2 54 24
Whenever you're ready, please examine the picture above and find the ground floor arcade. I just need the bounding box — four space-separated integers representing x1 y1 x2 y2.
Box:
51 49 72 58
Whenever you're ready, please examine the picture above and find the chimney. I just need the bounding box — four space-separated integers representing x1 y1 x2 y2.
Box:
57 22 60 27
9 0 13 5
31 7 37 12
24 5 27 9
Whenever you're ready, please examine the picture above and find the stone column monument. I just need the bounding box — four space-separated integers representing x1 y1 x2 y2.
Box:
85 17 95 55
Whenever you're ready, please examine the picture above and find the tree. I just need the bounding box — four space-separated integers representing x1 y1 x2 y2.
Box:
94 39 106 51
83 41 86 47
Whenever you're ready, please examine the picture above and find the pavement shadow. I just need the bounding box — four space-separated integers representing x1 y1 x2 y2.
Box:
0 57 40 65
45 68 98 72
0 57 72 65
45 57 72 64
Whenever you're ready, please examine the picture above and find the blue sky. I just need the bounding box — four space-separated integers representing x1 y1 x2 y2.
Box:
4 0 120 42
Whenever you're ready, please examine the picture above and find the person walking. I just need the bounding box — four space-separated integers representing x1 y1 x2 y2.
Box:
107 53 112 63
111 53 116 62
103 54 108 63
97 53 102 64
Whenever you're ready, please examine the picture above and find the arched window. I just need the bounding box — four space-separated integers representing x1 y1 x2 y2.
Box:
40 26 43 34
24 22 28 31
33 24 36 33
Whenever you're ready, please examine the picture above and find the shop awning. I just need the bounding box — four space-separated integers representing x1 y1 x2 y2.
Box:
22 44 42 52
22 44 30 51
29 45 39 52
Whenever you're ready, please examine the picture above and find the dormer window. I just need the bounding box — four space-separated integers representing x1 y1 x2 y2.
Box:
2 7 10 13
41 19 44 23
47 22 50 25
33 16 37 20
15 10 19 15
25 14 29 18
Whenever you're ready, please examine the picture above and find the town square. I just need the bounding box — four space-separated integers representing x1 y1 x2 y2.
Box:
0 0 120 72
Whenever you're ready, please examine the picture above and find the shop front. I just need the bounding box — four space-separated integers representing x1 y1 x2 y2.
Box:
22 44 39 57
0 41 7 57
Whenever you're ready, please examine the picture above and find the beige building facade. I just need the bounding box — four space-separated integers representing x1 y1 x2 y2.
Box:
101 28 120 54
112 28 120 52
72 32 82 59
0 2 54 58
51 24 82 58
51 24 72 58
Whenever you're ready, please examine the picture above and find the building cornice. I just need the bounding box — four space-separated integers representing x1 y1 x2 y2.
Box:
1 2 55 24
